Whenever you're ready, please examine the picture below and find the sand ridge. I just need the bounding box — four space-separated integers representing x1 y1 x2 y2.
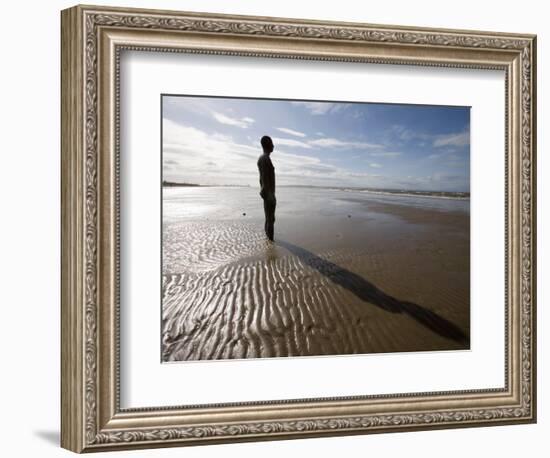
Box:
162 191 470 362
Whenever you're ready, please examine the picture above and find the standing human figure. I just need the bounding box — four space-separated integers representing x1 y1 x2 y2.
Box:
257 136 276 241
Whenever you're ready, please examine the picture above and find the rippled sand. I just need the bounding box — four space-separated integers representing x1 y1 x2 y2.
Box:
162 187 470 362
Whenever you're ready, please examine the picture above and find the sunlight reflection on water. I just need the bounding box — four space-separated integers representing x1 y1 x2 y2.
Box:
163 186 470 222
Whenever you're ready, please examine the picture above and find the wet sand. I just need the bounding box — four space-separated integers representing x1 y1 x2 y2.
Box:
162 187 470 362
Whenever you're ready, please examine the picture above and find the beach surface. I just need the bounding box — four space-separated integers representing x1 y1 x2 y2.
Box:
162 186 470 362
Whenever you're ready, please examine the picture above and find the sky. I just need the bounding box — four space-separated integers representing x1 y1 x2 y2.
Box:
162 95 470 192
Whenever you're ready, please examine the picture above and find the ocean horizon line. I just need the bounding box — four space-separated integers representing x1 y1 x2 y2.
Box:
162 181 470 200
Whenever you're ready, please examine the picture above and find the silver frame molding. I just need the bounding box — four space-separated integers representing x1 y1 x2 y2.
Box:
61 4 537 453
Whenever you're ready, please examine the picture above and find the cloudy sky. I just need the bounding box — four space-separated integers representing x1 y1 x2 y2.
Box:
162 95 470 192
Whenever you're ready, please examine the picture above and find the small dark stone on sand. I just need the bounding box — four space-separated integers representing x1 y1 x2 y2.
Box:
242 212 246 216
348 214 351 218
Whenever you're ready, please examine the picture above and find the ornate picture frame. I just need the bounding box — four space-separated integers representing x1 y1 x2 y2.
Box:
61 4 536 453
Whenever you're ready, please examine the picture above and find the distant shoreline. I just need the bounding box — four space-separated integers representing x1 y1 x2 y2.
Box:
162 181 249 188
345 188 470 201
163 182 469 200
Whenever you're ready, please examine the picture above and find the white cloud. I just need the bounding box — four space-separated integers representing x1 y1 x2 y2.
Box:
163 119 400 188
162 118 467 191
276 127 307 138
387 125 429 142
433 131 470 148
211 111 255 128
369 151 402 158
272 137 312 149
162 119 259 184
290 101 350 115
388 125 470 151
163 119 351 186
291 101 333 115
348 172 382 178
309 138 382 149
272 136 382 150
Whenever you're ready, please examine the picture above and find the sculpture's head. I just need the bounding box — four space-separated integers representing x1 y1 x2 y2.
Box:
261 135 274 154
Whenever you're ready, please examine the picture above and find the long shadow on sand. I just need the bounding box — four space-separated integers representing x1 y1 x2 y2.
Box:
276 240 468 345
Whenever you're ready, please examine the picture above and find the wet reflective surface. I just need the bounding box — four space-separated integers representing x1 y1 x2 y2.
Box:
162 187 470 362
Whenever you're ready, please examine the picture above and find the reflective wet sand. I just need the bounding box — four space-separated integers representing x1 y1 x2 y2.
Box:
162 187 470 362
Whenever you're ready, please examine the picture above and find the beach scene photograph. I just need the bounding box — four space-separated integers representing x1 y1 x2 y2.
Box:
161 95 470 362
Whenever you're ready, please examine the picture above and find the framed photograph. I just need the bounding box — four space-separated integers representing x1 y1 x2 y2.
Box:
61 4 537 453
161 94 472 363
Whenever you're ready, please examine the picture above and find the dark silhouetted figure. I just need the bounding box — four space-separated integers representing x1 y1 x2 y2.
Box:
257 136 276 241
